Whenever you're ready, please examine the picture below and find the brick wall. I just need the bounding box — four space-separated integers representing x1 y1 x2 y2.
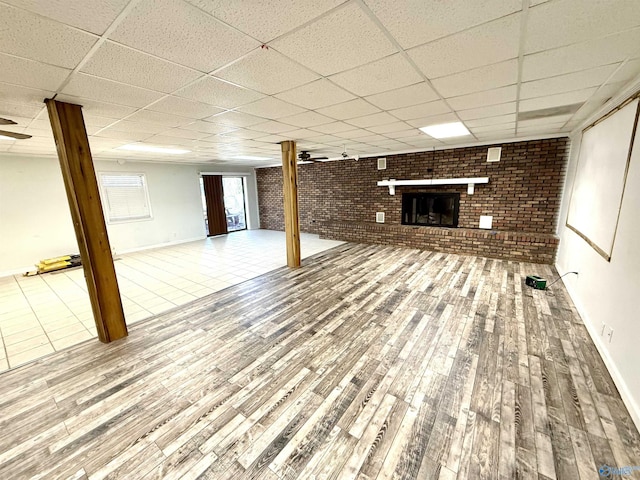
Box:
256 138 569 263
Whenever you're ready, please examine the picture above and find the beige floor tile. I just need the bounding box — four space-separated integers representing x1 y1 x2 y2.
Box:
6 335 52 356
8 344 55 368
46 323 89 341
3 326 46 346
1 320 43 337
51 331 93 351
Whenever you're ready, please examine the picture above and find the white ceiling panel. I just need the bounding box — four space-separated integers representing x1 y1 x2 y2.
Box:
213 48 319 95
284 128 325 140
125 109 194 127
2 0 130 35
222 129 264 140
525 0 640 54
0 4 97 69
520 64 619 100
333 128 377 139
279 111 334 128
406 113 459 128
315 99 380 120
276 79 355 110
364 0 521 49
431 60 518 97
81 41 202 94
364 82 439 110
54 95 137 120
329 54 422 97
345 112 398 128
237 97 306 119
310 121 359 134
518 115 573 127
0 53 70 91
446 85 517 110
607 58 640 85
62 74 164 108
367 122 414 134
0 83 54 108
408 14 520 79
179 121 237 135
185 0 343 43
519 88 597 112
99 120 167 135
93 129 152 142
147 96 225 119
522 28 640 81
205 111 266 127
465 114 516 127
251 120 297 134
389 100 451 121
271 2 396 76
110 0 259 72
157 128 211 140
175 76 264 109
470 122 516 133
0 101 43 120
457 102 516 121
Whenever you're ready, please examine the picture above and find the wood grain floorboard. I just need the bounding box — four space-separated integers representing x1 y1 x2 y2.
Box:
0 243 638 479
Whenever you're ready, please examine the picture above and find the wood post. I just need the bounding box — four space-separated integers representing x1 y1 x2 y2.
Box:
280 140 301 268
46 99 128 343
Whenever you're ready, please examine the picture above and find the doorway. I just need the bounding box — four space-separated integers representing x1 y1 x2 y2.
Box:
200 175 247 236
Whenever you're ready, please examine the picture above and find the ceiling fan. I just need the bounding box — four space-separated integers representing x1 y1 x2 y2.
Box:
0 117 32 140
298 150 328 163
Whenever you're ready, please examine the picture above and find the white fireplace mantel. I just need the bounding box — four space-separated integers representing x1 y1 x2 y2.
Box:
377 177 489 195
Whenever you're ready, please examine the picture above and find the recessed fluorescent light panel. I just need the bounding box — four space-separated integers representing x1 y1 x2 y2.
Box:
232 155 271 161
0 135 17 141
117 144 191 154
419 122 470 139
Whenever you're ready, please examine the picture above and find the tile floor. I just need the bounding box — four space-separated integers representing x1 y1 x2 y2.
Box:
0 230 343 372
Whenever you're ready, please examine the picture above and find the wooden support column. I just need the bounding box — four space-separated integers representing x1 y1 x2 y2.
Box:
280 140 301 268
46 99 127 343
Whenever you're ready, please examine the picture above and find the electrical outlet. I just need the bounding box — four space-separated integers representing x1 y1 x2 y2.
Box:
606 326 614 343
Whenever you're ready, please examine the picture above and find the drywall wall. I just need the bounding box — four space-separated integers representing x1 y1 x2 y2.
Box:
0 155 260 275
557 125 640 429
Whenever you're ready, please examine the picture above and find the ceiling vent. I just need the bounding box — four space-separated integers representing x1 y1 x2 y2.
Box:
517 103 583 121
487 147 501 162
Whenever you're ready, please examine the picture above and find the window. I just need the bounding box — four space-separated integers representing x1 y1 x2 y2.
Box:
99 173 152 223
402 192 459 227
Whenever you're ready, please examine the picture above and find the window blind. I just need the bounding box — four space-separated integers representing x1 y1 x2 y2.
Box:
99 173 151 223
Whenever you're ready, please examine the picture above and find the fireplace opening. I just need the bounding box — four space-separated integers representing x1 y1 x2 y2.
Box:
402 192 460 227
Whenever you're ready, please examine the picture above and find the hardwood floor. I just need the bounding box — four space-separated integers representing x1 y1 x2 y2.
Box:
1 243 639 479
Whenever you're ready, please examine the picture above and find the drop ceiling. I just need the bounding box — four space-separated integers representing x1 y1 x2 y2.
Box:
1 0 640 166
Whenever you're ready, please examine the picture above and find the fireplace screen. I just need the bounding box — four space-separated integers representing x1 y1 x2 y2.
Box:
402 192 460 227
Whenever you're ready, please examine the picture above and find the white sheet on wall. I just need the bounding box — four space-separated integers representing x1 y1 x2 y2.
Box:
566 98 639 260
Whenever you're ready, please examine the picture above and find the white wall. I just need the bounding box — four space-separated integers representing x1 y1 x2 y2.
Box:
0 155 260 275
556 123 640 429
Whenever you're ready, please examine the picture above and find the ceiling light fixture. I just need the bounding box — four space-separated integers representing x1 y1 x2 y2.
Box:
0 134 17 141
117 143 191 154
419 122 470 139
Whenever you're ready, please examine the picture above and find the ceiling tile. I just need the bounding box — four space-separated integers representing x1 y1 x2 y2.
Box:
54 95 137 119
0 101 43 119
367 122 414 134
81 41 202 94
329 54 422 96
2 0 130 35
522 29 640 81
364 82 439 110
310 121 358 134
345 112 398 128
93 128 152 142
446 85 517 110
125 109 194 127
275 79 355 110
0 4 97 69
237 97 306 119
465 114 516 127
205 111 266 127
520 64 619 100
146 96 225 119
525 0 640 54
519 88 597 112
518 115 572 127
62 73 164 108
175 76 264 108
214 49 319 95
98 120 167 135
389 100 451 121
406 113 459 128
457 102 516 121
157 128 211 140
284 128 325 140
0 83 54 108
431 59 518 97
0 53 70 91
364 0 521 49
179 121 238 135
279 111 334 128
408 14 520 79
185 0 343 43
271 2 396 76
110 0 259 72
607 58 640 85
315 99 380 120
140 135 196 147
470 122 516 133
221 129 264 140
333 128 376 139
251 120 297 134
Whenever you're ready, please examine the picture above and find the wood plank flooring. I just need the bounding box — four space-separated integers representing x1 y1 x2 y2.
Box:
1 243 639 479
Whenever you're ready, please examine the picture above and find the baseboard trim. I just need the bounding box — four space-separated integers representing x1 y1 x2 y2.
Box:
561 276 640 432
